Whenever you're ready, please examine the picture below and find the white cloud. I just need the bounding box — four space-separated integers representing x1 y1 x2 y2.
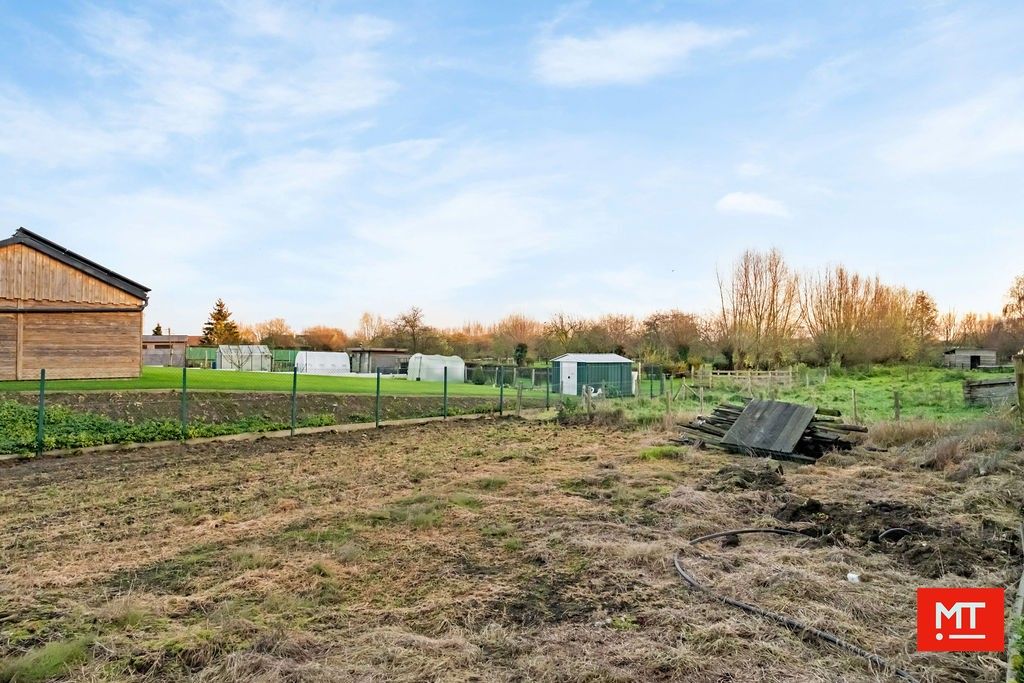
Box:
715 192 791 218
879 79 1024 173
0 6 396 169
535 22 743 86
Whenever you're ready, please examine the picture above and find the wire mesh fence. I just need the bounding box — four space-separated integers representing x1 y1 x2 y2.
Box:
1 362 1005 456
0 365 556 457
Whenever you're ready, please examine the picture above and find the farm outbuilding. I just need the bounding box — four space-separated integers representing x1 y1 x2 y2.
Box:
142 335 188 367
294 351 351 376
943 348 998 370
217 345 272 372
0 228 150 380
347 347 409 374
407 353 465 383
550 353 635 397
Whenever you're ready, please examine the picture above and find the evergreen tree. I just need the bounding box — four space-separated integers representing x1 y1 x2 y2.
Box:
151 322 163 336
200 299 242 346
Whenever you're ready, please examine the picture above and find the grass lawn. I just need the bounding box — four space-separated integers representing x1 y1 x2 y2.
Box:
0 366 548 397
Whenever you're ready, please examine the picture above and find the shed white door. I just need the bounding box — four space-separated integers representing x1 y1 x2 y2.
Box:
560 361 576 395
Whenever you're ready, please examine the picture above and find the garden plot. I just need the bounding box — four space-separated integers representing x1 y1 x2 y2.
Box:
0 417 1020 682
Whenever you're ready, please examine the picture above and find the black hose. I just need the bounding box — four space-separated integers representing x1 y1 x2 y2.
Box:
673 528 920 682
878 527 913 542
689 527 809 545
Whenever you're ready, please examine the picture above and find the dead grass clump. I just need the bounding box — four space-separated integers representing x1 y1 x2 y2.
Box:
95 594 154 630
869 420 947 448
272 498 300 513
911 418 1022 479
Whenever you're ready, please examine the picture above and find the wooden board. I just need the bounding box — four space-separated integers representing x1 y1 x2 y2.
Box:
0 314 15 380
19 312 142 380
0 243 143 307
722 399 816 455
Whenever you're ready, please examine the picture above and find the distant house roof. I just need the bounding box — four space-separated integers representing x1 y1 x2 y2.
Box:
142 335 188 343
944 348 996 354
551 353 633 363
0 227 151 301
346 347 409 353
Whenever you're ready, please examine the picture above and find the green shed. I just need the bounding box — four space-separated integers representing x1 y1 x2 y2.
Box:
550 353 635 397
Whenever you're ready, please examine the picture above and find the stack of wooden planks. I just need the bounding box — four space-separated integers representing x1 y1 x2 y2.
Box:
672 398 867 464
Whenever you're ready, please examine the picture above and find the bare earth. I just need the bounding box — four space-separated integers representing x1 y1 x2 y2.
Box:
0 417 1020 682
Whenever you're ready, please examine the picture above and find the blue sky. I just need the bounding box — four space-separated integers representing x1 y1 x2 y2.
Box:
2 1 1023 334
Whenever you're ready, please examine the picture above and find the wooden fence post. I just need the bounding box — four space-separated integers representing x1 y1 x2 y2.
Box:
1014 352 1024 422
893 390 901 421
852 388 859 425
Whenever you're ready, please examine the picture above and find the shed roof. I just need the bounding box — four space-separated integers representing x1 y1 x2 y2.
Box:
0 228 150 301
218 344 271 354
551 353 633 363
944 347 996 354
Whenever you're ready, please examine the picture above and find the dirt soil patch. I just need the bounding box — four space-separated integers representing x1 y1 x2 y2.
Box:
0 417 1021 682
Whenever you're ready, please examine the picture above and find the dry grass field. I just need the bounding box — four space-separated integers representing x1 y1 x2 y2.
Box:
1 416 1021 682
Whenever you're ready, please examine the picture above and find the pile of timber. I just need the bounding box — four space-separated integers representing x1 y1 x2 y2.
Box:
671 398 867 464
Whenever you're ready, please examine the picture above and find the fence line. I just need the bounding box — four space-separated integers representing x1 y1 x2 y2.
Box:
3 365 558 457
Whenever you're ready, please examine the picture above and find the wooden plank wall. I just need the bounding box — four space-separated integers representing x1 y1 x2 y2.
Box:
0 242 146 380
0 314 15 380
0 243 142 307
19 312 143 380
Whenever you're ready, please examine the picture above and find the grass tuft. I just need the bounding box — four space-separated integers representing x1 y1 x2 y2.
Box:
0 638 92 683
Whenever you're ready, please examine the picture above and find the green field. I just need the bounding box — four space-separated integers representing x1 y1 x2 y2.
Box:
0 367 548 397
638 365 1013 422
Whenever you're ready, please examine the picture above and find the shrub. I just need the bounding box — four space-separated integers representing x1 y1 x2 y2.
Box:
471 366 487 385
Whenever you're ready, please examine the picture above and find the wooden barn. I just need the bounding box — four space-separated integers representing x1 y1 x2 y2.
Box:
943 347 998 370
0 228 150 380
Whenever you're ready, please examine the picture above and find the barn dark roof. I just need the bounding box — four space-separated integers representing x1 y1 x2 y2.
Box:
0 228 150 301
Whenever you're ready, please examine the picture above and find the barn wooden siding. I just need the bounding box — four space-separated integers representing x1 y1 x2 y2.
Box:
0 231 149 380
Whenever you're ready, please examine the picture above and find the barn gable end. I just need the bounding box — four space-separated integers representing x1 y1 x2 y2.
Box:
0 229 150 380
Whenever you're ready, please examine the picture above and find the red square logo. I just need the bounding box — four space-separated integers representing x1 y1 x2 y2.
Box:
917 587 1004 652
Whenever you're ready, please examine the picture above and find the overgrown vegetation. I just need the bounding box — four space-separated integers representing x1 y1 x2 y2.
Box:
1 419 1018 681
0 400 334 454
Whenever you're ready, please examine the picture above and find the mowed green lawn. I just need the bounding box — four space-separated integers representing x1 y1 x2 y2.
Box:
0 366 548 397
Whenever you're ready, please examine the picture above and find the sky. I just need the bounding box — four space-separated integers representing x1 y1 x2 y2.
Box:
1 1 1023 334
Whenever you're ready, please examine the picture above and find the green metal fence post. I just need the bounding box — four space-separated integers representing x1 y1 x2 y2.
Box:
290 365 298 436
649 367 654 399
35 369 46 456
443 366 448 420
180 367 189 440
375 368 382 428
498 366 504 416
545 363 550 410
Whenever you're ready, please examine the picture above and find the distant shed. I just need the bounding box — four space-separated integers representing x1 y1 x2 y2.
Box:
943 348 998 370
551 353 634 397
0 228 150 380
142 335 188 367
347 347 409 374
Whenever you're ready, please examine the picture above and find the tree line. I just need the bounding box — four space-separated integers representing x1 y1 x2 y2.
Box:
185 249 1024 370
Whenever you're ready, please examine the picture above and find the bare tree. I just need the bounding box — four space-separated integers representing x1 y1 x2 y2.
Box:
355 312 389 344
252 318 296 347
718 248 800 368
393 306 427 352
